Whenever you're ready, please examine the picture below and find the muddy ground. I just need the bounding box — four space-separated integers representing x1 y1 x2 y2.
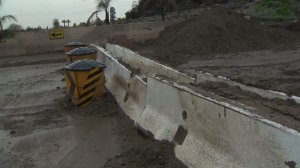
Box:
0 53 186 168
0 52 65 68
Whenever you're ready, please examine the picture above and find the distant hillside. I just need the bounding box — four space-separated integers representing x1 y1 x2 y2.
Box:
125 0 299 21
126 0 252 19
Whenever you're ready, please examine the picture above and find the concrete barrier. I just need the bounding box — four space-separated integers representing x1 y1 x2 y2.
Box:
93 45 131 111
106 43 300 105
196 71 300 104
124 75 148 122
93 44 300 168
0 22 171 57
148 77 300 168
106 43 195 84
93 45 147 123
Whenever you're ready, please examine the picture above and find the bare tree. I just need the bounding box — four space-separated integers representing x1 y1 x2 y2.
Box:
8 23 23 31
53 19 60 28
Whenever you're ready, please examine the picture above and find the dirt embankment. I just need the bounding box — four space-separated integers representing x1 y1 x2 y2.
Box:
128 7 300 96
133 7 298 66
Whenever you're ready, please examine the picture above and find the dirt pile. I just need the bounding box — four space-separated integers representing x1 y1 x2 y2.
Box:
153 7 297 55
288 21 300 32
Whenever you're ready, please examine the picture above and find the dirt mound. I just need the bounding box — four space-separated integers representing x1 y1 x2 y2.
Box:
153 7 297 55
288 21 300 32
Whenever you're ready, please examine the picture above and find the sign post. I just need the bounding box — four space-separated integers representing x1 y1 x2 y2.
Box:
49 30 64 40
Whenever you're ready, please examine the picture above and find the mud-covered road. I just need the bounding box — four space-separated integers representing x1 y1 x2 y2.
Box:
0 53 186 168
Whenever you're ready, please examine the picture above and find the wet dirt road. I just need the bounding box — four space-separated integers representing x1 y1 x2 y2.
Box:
0 53 186 168
0 62 120 168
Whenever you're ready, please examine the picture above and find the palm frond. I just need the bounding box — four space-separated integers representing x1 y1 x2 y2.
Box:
0 15 17 24
0 15 17 30
97 0 112 10
87 10 101 24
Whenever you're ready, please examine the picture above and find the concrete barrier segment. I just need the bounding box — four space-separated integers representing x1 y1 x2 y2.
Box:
106 43 195 84
92 44 300 168
93 45 147 123
149 76 300 168
92 45 131 111
196 71 300 104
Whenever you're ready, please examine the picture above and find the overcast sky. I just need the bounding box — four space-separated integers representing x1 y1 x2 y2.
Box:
0 0 135 29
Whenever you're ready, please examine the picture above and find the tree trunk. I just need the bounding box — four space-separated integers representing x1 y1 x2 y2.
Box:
161 7 165 21
105 9 109 25
0 25 2 43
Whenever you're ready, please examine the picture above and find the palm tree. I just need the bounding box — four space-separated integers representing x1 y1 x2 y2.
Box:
143 0 177 21
0 15 17 43
97 0 112 25
66 19 71 27
87 10 101 26
0 15 17 31
62 20 66 27
0 0 17 43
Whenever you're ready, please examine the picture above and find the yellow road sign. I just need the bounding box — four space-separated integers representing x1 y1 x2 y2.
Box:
49 30 64 40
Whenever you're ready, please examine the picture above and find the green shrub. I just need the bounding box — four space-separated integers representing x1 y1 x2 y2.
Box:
2 29 15 39
255 0 296 20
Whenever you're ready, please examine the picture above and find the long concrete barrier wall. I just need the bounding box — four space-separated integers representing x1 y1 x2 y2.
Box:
106 43 195 83
93 45 300 168
196 71 300 104
105 44 300 105
0 22 171 57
